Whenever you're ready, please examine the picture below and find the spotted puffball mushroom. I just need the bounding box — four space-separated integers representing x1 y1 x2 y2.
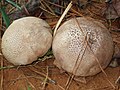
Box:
52 17 113 76
1 17 52 65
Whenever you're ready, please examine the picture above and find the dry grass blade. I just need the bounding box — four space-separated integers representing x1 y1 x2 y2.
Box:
65 33 89 90
65 75 74 90
115 76 120 85
23 5 30 15
0 13 2 37
65 17 115 89
39 6 58 17
8 7 15 14
42 0 55 15
28 67 54 83
0 55 3 90
53 1 73 36
40 0 46 9
9 75 22 86
39 0 58 17
70 8 83 17
75 17 115 89
29 66 65 90
46 0 65 9
20 69 36 90
46 1 83 17
0 23 3 89
42 66 49 90
87 44 116 89
57 84 65 90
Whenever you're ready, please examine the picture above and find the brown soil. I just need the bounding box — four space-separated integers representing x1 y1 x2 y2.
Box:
0 55 120 90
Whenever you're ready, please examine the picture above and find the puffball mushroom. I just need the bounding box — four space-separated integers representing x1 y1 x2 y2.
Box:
52 17 113 76
1 17 52 65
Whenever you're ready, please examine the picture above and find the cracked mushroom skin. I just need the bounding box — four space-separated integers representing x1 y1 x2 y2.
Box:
1 17 52 65
52 17 113 76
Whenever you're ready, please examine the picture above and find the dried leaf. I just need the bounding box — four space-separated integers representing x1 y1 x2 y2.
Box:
105 0 120 19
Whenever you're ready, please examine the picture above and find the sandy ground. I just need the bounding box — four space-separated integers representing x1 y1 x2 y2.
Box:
0 54 120 90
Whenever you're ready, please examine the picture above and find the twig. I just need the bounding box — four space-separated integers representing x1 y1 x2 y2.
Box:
40 0 46 9
29 66 65 90
65 75 74 90
10 75 45 82
53 1 73 36
93 86 112 90
65 33 88 90
74 17 84 33
38 55 53 61
23 5 30 15
0 65 17 70
38 12 44 18
39 6 58 17
46 1 65 9
42 0 55 15
20 69 36 90
115 76 120 85
9 74 22 86
0 12 2 37
40 0 58 17
28 67 55 84
65 17 88 89
57 84 65 90
42 66 49 90
70 8 83 17
75 17 115 89
46 0 83 17
88 44 115 89
66 17 115 89
8 7 15 14
0 55 3 90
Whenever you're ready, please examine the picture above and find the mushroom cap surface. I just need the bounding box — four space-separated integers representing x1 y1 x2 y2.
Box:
2 17 52 65
52 17 113 76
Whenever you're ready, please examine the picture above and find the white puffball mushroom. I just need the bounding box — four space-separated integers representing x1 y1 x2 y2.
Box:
52 17 113 76
1 17 52 65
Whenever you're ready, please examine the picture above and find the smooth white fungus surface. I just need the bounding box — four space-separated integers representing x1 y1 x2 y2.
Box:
2 17 52 65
